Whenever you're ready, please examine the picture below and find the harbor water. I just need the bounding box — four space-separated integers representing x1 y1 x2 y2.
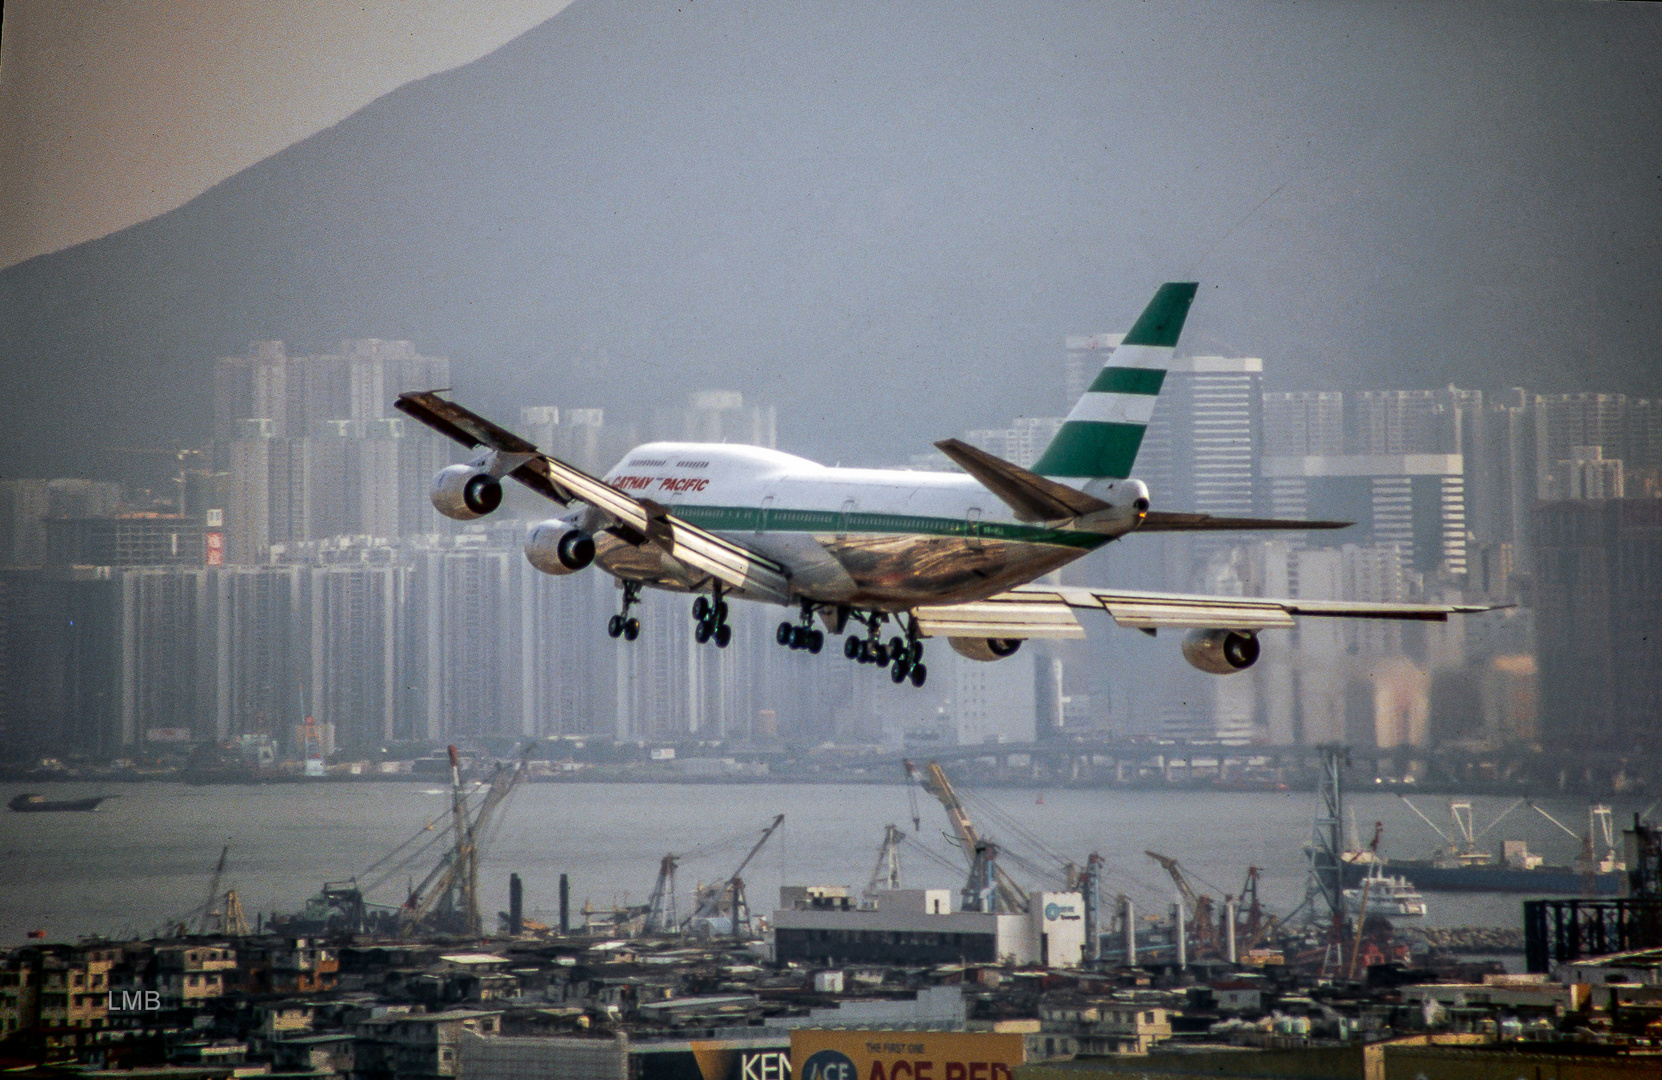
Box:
0 781 1645 942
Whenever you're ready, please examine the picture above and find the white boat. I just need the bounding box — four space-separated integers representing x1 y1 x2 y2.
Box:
1344 864 1428 918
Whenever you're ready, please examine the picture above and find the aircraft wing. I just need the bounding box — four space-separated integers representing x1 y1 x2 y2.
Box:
1138 511 1350 532
394 391 792 602
911 582 1502 639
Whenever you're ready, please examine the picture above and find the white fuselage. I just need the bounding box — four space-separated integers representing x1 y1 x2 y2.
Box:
582 442 1139 609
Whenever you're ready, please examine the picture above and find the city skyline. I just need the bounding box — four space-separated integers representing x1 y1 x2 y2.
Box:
2 322 1657 763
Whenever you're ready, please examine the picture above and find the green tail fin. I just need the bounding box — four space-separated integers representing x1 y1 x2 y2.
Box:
1031 282 1198 480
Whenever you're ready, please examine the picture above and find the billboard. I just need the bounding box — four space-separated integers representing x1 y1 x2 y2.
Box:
793 1030 1023 1080
636 1041 792 1079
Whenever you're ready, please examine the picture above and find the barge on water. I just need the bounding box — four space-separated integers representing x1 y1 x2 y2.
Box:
8 793 113 812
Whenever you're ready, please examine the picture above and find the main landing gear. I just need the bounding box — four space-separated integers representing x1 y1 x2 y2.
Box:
692 589 732 648
842 611 927 688
606 581 642 641
776 600 824 654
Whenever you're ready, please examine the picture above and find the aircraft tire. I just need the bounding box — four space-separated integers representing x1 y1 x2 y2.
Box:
807 630 823 654
777 621 794 646
715 624 732 648
844 636 861 660
695 620 713 644
890 662 907 684
607 615 624 638
623 617 641 641
910 663 928 688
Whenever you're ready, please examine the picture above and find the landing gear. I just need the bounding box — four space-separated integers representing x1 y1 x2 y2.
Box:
776 599 823 654
840 613 926 687
608 582 643 641
692 588 732 648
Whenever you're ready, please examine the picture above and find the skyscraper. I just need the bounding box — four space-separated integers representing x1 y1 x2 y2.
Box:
215 339 453 559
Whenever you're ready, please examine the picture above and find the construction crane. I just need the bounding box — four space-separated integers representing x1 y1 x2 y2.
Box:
1233 866 1279 954
687 813 786 938
1145 850 1217 953
864 824 905 902
644 854 680 934
1345 821 1385 980
196 845 230 935
222 888 250 937
399 747 526 936
905 760 1029 913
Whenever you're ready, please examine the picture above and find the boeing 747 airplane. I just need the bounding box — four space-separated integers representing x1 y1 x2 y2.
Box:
395 282 1494 688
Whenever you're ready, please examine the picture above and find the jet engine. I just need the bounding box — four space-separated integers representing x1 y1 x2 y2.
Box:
948 637 1024 662
1181 628 1261 674
524 519 596 576
430 464 503 520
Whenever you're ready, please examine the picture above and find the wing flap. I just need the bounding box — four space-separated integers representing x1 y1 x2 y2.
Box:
1098 597 1296 631
912 591 1086 640
993 582 1501 629
395 391 791 602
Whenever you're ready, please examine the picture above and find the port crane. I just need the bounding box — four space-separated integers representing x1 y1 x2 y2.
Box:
905 759 1029 913
1232 866 1277 954
686 813 786 937
1145 850 1218 954
644 854 680 934
864 824 905 902
196 845 230 935
399 747 526 936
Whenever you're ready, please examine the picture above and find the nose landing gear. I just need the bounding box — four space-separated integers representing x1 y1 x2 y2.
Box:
607 581 643 641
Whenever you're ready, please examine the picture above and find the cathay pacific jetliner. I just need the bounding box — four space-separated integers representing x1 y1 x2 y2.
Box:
395 283 1493 689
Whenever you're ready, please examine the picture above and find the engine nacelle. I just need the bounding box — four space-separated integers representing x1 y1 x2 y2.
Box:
430 464 503 521
524 519 596 576
948 637 1024 662
1181 628 1261 674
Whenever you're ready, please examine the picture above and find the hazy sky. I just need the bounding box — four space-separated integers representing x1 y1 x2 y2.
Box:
0 1 574 268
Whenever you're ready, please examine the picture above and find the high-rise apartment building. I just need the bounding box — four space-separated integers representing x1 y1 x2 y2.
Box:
308 559 410 750
215 340 453 561
1532 498 1662 754
1263 392 1345 457
1533 393 1630 500
961 417 1065 470
1262 453 1467 582
408 536 522 740
0 480 123 566
651 391 776 449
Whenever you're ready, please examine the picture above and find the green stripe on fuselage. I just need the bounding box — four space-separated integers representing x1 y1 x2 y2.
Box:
1087 366 1166 395
668 503 1106 550
1029 420 1147 479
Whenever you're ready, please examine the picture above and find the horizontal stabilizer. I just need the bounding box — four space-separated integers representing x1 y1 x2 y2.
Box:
1138 511 1351 532
934 438 1109 522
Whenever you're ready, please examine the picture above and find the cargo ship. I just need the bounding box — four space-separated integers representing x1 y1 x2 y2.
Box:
1341 799 1629 896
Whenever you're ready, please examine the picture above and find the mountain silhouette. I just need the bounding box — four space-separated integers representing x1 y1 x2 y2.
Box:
2 0 1656 476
